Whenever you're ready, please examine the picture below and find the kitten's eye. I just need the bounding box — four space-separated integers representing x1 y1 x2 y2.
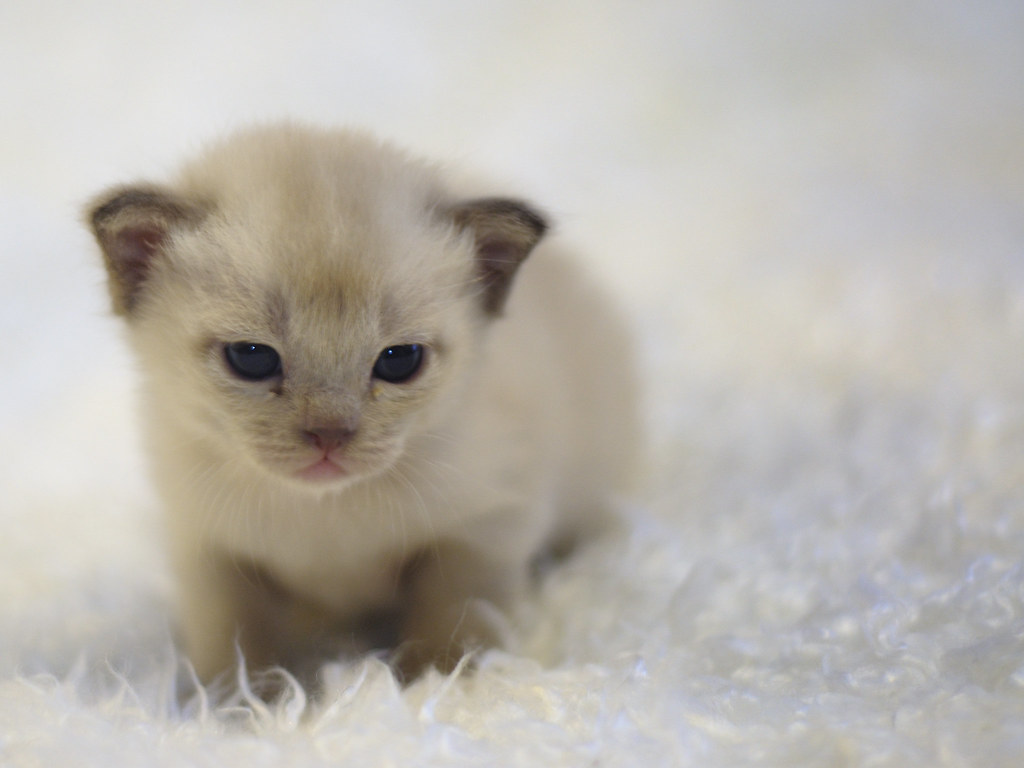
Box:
372 344 424 384
224 342 281 381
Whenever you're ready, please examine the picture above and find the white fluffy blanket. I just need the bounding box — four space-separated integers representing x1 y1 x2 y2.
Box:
2 1 1023 765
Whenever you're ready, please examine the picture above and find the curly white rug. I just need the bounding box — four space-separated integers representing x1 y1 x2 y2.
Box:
3 1 1023 765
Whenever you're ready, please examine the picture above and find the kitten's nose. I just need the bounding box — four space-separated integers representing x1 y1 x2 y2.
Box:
303 427 355 453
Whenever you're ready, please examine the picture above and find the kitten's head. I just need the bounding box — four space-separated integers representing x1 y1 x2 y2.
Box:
86 125 546 492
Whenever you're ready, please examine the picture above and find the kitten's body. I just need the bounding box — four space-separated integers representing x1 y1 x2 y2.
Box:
88 125 638 682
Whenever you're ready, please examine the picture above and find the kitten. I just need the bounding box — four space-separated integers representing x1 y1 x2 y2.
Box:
87 124 639 683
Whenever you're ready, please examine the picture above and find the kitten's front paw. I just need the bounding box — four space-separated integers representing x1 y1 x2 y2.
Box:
393 599 504 682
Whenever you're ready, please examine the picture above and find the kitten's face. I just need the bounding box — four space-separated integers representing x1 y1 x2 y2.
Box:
135 192 479 492
89 126 547 493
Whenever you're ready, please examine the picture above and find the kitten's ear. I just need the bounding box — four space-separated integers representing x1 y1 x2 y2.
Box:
450 198 548 315
86 185 206 316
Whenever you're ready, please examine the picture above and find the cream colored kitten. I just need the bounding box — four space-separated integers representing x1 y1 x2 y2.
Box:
87 124 638 683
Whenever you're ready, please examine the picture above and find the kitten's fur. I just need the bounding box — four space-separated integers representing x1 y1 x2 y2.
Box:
87 124 638 683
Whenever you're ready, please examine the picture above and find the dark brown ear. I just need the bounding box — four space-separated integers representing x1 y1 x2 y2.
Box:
450 197 548 315
86 185 206 316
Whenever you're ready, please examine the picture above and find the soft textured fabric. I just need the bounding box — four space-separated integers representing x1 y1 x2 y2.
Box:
2 2 1023 765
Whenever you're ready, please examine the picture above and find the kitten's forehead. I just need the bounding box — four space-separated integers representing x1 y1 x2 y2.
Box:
177 126 472 327
180 126 446 237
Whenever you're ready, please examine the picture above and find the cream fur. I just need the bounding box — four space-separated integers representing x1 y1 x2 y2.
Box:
87 124 639 683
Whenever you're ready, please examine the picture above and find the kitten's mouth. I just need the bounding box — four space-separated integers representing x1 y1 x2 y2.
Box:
296 457 349 482
288 439 402 487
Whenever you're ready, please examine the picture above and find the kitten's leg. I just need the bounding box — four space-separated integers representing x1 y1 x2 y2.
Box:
395 541 524 680
174 549 321 682
172 552 246 683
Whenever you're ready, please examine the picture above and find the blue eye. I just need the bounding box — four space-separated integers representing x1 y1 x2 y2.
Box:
224 342 281 380
373 344 424 383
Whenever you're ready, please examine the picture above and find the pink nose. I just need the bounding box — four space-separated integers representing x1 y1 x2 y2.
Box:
303 427 355 453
